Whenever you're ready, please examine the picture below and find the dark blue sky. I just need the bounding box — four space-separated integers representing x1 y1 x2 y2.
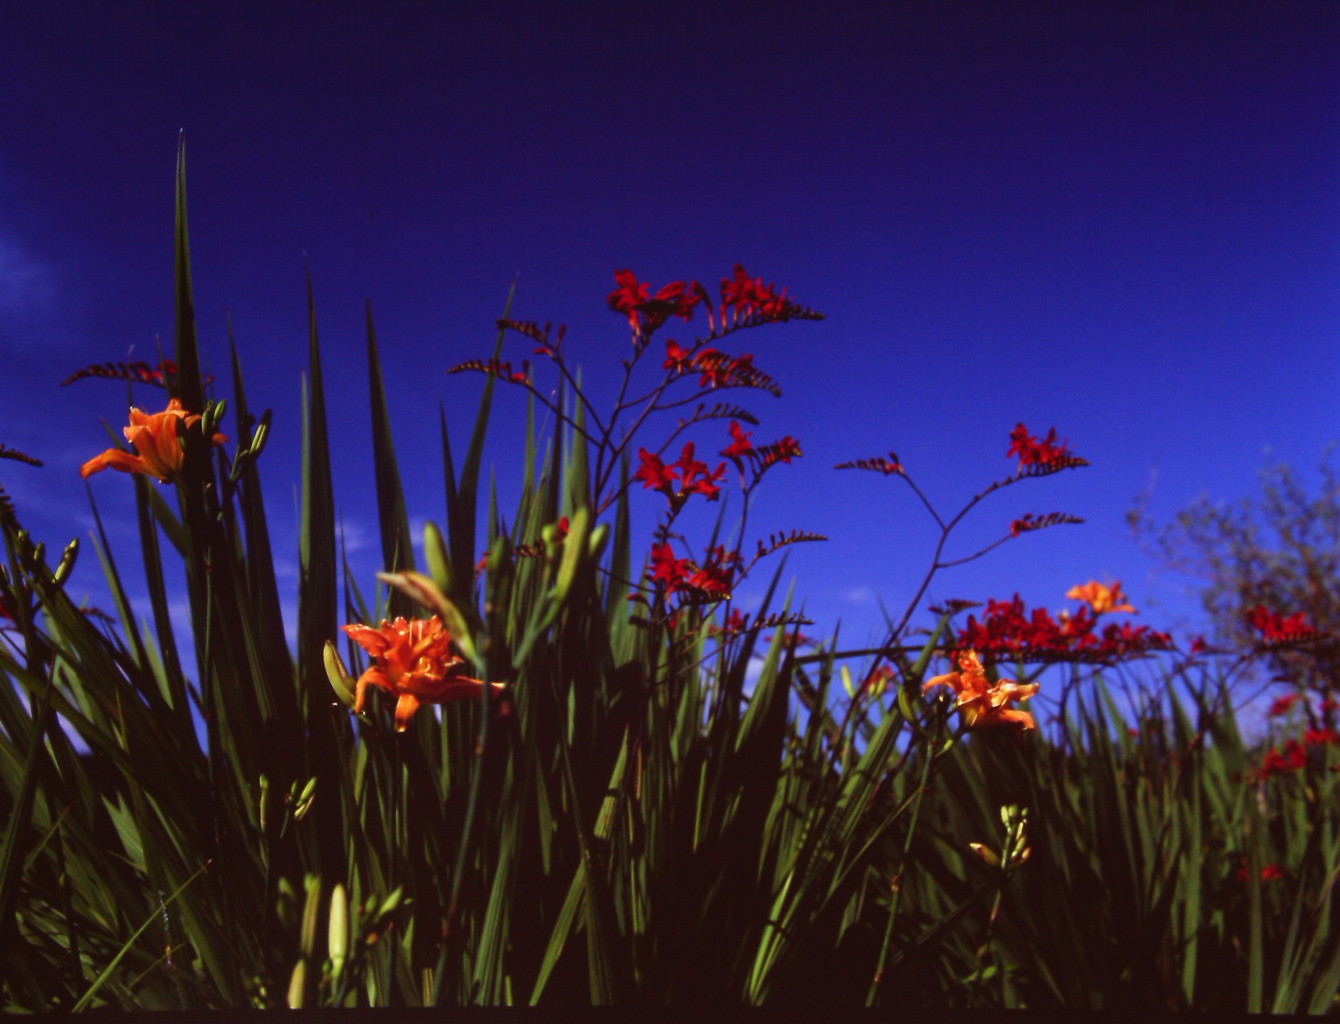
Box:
2 1 1337 657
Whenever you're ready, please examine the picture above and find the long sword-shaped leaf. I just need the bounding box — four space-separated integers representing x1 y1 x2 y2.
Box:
171 134 205 417
443 284 514 607
297 273 347 878
365 301 416 619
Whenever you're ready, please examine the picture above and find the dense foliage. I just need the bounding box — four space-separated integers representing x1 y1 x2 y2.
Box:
1 147 1337 1012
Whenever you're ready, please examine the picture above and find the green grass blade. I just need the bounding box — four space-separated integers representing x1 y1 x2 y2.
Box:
365 301 416 619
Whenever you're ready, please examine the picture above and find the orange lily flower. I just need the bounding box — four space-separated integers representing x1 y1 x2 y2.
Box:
1065 580 1135 615
923 649 1039 731
340 616 503 731
80 398 226 483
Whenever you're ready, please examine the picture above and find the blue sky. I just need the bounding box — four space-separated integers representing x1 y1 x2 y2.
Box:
2 1 1337 674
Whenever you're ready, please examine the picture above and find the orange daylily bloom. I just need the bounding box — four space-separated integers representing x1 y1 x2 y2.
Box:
923 649 1039 731
80 398 227 483
340 616 503 731
1065 580 1135 615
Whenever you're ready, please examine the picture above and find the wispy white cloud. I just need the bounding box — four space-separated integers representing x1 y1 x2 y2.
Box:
842 585 879 605
0 234 55 315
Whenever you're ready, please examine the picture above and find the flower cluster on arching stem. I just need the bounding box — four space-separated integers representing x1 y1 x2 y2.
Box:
451 265 825 637
1246 605 1328 648
956 582 1171 663
1006 423 1087 474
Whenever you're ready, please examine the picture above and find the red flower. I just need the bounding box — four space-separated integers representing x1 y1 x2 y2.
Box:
1246 605 1324 645
607 270 703 336
757 435 802 468
634 448 677 492
957 591 1169 661
685 563 733 597
720 420 754 471
1006 423 1075 470
1304 727 1339 747
648 542 735 599
663 340 693 373
1257 739 1307 779
719 263 796 322
1268 693 1304 717
635 443 726 504
646 280 702 322
607 269 650 328
672 442 725 501
650 542 690 592
1237 859 1285 882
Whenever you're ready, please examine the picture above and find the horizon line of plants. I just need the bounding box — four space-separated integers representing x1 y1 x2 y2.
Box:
0 142 1336 1011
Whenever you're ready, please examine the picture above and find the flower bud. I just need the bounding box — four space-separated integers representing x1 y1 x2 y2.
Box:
258 774 270 833
328 883 348 979
323 640 357 708
54 539 78 585
423 521 453 595
294 777 317 821
300 874 322 958
968 842 1000 868
286 961 306 1009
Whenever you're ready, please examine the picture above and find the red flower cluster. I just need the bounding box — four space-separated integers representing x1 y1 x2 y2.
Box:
755 435 803 469
635 443 726 504
663 341 763 389
608 265 814 339
1268 692 1304 717
607 270 705 335
1304 727 1340 747
1246 605 1325 645
650 542 737 598
1009 512 1084 537
717 420 802 478
1254 728 1339 781
1256 739 1307 779
1007 423 1076 470
1235 860 1285 883
719 263 798 322
956 593 1171 662
61 358 184 389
